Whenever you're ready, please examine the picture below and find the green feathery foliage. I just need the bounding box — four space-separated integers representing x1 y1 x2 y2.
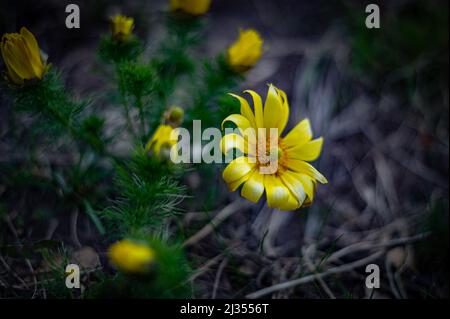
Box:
101 147 186 238
149 13 202 112
10 70 85 135
187 54 241 129
98 35 143 64
39 246 75 299
8 69 107 155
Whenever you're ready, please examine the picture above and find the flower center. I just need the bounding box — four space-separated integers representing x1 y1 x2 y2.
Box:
255 137 286 174
276 146 284 160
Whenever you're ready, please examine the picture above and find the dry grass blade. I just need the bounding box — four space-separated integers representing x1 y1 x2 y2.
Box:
183 200 252 247
246 233 430 299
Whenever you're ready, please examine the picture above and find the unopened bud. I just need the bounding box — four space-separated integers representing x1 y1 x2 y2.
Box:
165 106 184 127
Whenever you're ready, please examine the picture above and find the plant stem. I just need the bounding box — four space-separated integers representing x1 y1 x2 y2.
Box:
70 208 82 249
136 95 146 141
123 98 138 142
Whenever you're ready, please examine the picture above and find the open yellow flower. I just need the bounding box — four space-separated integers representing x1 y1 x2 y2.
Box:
145 124 179 160
221 84 328 211
1 27 49 85
110 15 134 41
227 29 263 73
170 0 212 15
108 239 155 274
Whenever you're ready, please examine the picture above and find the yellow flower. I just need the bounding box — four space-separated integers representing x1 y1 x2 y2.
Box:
145 124 179 160
170 0 212 15
108 239 155 274
1 27 49 85
221 84 328 211
110 15 134 41
227 29 263 73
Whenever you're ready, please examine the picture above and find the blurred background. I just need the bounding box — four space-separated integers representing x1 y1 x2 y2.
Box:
0 0 448 298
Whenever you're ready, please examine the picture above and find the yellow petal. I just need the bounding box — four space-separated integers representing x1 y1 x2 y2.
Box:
264 175 289 209
145 125 163 152
285 159 328 184
222 114 252 131
124 19 134 31
6 66 23 84
20 27 39 55
287 137 323 161
221 133 247 155
283 118 313 148
278 193 300 211
241 169 265 203
281 170 316 203
228 93 256 129
296 173 316 202
222 114 257 142
263 84 283 132
244 90 264 128
3 40 35 79
227 169 253 191
223 156 256 184
20 27 44 78
145 124 177 157
275 87 289 135
279 170 307 206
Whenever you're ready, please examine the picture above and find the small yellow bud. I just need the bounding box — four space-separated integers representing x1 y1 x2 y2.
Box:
165 106 185 127
170 0 212 16
108 239 155 274
227 29 263 73
110 15 134 41
1 27 50 85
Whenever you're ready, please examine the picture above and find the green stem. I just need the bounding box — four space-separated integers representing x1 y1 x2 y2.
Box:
136 95 146 141
122 97 138 142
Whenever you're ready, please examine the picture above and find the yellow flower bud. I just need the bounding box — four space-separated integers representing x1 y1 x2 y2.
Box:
227 29 263 73
164 106 185 127
108 239 155 274
1 27 50 85
145 124 179 161
170 0 212 16
110 15 134 41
